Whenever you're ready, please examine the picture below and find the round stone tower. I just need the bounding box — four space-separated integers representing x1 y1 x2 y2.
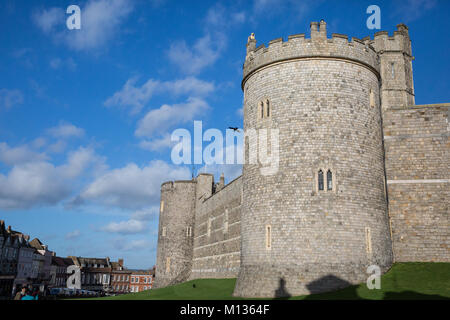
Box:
234 21 393 297
153 180 196 288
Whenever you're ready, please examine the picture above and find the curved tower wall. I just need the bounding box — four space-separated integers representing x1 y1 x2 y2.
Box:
153 180 196 288
234 21 393 297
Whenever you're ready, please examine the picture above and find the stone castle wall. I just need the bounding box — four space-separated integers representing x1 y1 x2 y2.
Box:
154 21 449 297
235 21 393 296
190 176 242 279
153 181 196 288
383 104 450 262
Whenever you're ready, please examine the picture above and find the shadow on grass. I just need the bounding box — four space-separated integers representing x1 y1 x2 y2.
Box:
300 274 448 300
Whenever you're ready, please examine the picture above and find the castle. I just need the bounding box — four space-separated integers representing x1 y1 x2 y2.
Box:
154 21 449 297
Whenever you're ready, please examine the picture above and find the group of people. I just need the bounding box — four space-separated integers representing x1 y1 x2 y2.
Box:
13 286 40 300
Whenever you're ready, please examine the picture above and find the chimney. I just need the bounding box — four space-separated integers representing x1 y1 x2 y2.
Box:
118 258 124 267
7 225 11 232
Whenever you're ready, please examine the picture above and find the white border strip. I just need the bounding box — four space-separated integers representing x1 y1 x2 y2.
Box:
194 236 240 251
387 179 450 184
193 251 240 261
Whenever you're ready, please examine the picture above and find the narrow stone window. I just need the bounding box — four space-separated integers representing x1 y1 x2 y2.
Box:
365 227 372 257
259 101 264 119
160 200 164 213
223 209 229 234
162 227 166 237
327 170 333 191
166 257 170 273
318 170 324 191
265 225 272 250
390 62 395 79
186 227 192 237
370 89 375 108
265 99 270 117
207 218 211 237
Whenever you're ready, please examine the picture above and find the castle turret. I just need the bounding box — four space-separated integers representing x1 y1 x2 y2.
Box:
371 24 415 111
234 21 393 297
153 179 196 288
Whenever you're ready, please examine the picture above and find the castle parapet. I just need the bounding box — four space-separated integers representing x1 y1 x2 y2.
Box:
243 21 380 89
366 24 412 56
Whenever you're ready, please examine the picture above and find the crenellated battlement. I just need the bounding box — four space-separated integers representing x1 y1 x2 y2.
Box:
365 24 412 56
161 179 195 192
243 21 380 89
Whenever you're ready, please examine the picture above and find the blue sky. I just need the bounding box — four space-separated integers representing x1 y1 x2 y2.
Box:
0 0 448 269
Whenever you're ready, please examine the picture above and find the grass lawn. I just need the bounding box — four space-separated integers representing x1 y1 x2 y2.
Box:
87 262 450 300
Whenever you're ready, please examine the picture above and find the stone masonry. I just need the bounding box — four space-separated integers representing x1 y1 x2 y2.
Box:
153 21 449 297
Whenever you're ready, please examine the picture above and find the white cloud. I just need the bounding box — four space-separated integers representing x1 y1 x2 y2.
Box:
61 147 106 179
135 97 209 138
102 219 147 234
104 78 159 114
113 239 153 251
32 7 64 33
0 161 71 210
130 207 158 221
47 140 67 153
167 4 244 74
104 77 214 114
0 89 24 110
0 146 105 210
65 230 81 239
138 134 174 152
100 207 156 234
0 142 48 166
168 33 225 75
76 160 190 209
47 121 85 138
33 0 134 51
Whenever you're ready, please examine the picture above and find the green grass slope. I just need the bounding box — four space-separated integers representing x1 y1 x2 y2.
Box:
89 262 450 300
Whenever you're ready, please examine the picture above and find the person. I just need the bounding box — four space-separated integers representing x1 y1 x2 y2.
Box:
31 288 39 300
14 287 26 300
21 288 37 300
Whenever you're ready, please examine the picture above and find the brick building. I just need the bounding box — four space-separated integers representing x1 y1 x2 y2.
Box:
110 259 131 295
129 269 154 293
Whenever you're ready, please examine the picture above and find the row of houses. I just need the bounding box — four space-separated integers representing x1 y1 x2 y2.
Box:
0 220 154 299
